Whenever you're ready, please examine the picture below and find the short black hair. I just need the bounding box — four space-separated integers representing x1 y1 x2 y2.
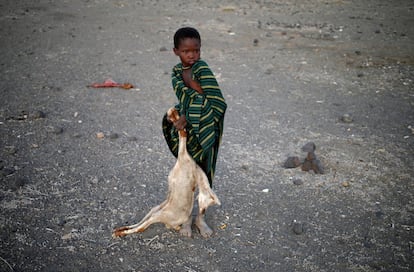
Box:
173 27 201 49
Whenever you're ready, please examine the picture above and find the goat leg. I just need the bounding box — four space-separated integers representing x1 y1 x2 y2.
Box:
112 200 168 238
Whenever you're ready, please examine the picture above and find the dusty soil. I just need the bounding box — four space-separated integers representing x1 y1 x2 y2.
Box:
1 0 413 271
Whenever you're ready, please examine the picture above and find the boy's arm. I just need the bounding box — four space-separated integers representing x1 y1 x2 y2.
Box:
171 66 198 117
182 69 203 94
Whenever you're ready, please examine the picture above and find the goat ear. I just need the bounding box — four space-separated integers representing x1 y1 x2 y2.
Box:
209 192 221 206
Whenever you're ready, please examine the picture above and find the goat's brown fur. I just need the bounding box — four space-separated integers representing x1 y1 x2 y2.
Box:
112 108 220 238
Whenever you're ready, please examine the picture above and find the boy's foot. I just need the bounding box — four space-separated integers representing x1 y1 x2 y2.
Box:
195 214 213 238
179 217 193 237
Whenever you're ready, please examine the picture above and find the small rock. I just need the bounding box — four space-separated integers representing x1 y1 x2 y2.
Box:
4 146 17 155
159 46 168 52
375 211 384 218
253 38 259 46
283 156 301 168
96 132 105 139
46 126 64 134
292 221 304 235
31 110 46 119
127 136 138 141
341 181 350 187
264 68 273 75
293 179 303 185
31 143 38 149
57 219 67 227
340 113 353 123
61 233 73 240
109 132 119 140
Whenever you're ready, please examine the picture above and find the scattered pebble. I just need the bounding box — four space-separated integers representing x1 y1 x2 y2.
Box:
292 221 304 235
31 110 46 119
253 39 259 46
127 136 138 141
4 146 17 155
293 179 303 185
46 126 64 134
241 164 249 171
342 181 350 187
375 211 384 219
159 46 168 52
340 113 353 123
96 132 105 139
109 132 119 140
221 6 236 12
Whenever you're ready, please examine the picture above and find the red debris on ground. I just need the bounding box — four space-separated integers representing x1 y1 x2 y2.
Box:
87 79 134 89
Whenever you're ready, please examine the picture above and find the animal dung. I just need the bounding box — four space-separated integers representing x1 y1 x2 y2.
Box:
283 142 325 174
301 142 316 153
283 156 301 168
301 151 324 174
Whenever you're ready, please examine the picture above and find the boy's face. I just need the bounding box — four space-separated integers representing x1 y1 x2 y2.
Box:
173 38 201 67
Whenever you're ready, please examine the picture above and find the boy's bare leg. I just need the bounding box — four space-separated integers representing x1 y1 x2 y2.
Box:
195 209 213 238
179 216 193 237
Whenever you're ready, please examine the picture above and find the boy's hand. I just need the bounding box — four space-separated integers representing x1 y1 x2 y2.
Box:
183 69 203 94
173 115 187 130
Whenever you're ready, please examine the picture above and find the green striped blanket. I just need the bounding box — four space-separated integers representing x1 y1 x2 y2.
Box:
162 59 226 185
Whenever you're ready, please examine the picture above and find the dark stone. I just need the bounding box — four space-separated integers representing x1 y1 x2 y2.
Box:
293 179 303 185
127 136 138 141
32 110 46 119
292 221 304 235
109 132 119 139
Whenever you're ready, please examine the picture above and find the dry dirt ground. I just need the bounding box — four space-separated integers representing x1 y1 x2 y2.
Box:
1 0 413 271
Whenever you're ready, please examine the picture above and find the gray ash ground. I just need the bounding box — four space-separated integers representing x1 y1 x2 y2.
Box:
1 1 413 271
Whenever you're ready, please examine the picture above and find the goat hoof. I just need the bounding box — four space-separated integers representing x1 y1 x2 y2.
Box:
112 226 130 238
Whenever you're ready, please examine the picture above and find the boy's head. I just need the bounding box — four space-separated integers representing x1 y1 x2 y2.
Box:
173 27 201 49
173 27 201 68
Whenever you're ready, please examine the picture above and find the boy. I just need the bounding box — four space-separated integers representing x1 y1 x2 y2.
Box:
162 27 227 237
